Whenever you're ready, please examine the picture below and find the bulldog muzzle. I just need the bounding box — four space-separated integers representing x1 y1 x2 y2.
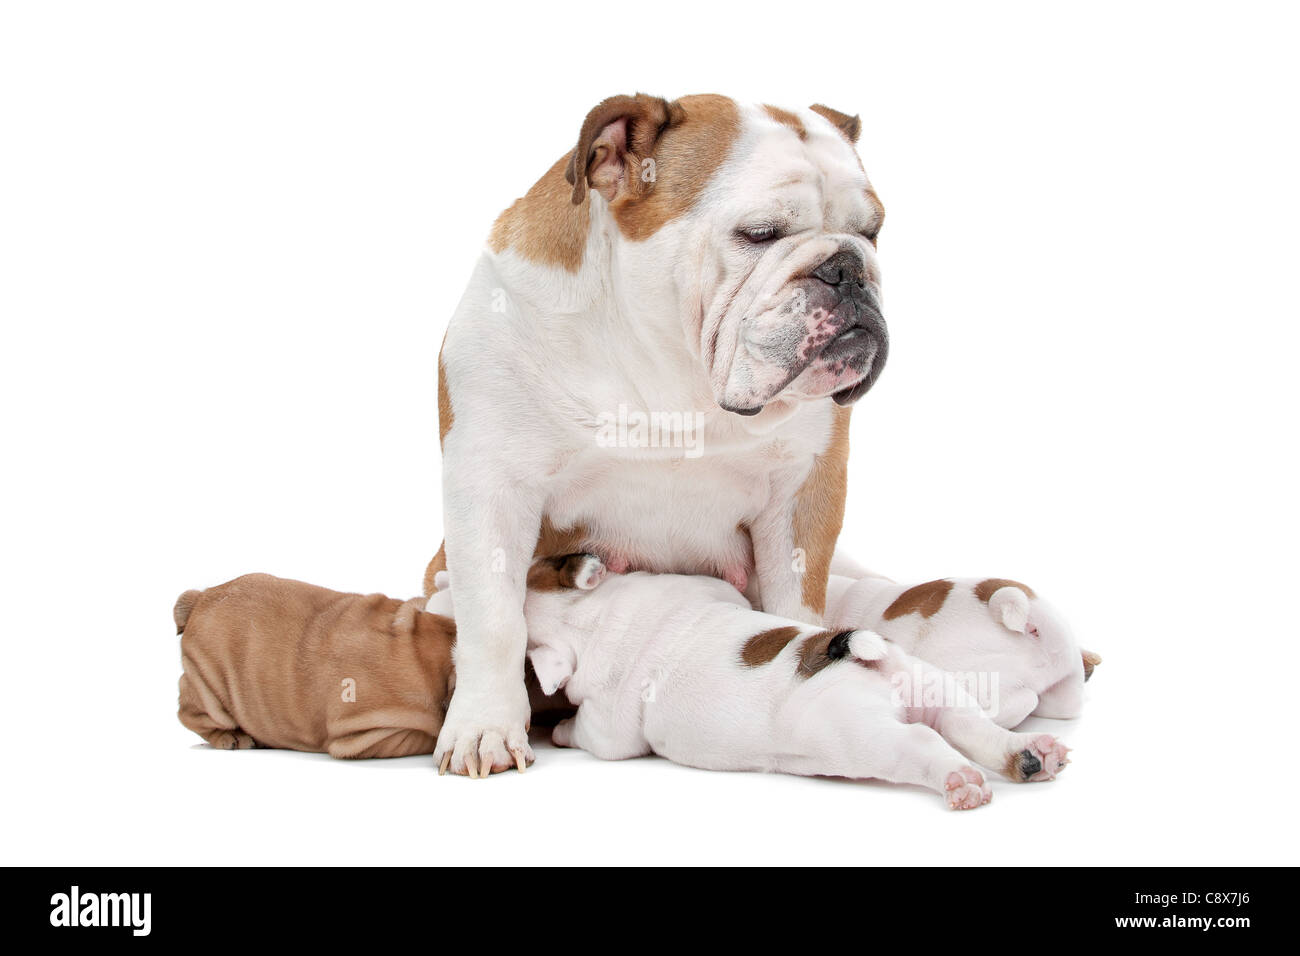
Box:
806 248 889 407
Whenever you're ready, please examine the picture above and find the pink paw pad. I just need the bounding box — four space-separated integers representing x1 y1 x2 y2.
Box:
944 766 993 810
1020 734 1071 782
605 555 631 574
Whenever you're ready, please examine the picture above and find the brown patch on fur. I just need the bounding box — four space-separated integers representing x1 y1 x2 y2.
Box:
489 154 591 272
526 553 599 592
974 578 1036 603
882 580 955 621
422 518 589 598
608 94 741 242
1004 749 1039 783
1081 650 1102 681
793 405 852 615
796 629 847 679
762 104 807 140
422 541 447 597
809 104 862 144
488 94 740 266
533 517 589 559
437 346 453 449
740 626 802 667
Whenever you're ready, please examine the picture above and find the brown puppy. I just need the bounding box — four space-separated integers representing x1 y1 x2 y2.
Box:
174 574 455 760
174 560 593 763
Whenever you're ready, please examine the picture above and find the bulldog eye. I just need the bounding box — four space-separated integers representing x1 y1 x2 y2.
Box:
736 225 780 244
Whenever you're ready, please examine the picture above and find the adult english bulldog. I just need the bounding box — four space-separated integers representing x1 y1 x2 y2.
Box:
426 93 888 777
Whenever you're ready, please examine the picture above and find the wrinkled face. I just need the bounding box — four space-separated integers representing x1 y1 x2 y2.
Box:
690 106 887 415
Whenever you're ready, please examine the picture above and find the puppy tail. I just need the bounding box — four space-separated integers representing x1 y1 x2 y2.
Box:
173 589 203 634
1081 649 1102 681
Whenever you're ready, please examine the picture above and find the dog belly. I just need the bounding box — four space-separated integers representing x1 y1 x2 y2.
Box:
545 458 767 576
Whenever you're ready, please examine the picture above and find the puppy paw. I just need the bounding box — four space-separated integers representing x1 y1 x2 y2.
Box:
1006 734 1071 782
945 766 993 810
571 554 606 590
551 717 576 748
209 730 258 751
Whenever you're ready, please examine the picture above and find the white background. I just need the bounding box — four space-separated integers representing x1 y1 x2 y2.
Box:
3 1 1297 865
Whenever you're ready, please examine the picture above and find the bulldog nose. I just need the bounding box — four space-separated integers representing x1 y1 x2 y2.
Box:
812 249 866 290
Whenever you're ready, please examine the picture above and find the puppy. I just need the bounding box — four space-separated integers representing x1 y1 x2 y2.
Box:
174 563 594 764
173 574 460 760
431 557 1071 809
826 574 1102 727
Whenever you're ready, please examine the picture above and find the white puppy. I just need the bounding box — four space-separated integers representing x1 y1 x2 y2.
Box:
431 560 1070 809
826 574 1101 728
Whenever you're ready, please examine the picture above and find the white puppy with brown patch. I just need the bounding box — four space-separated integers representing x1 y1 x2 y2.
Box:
826 574 1102 727
430 559 1070 808
428 94 890 776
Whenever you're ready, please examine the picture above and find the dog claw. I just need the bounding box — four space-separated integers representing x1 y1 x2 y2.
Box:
438 752 451 775
511 747 528 773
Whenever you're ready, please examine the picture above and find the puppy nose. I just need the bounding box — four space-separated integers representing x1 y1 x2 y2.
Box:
812 249 866 289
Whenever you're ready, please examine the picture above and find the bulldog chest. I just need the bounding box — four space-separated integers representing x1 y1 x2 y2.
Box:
544 452 774 579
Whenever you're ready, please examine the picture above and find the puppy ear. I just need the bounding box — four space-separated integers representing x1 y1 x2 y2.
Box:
528 645 576 696
565 93 685 205
1081 649 1102 681
810 103 862 143
988 585 1031 634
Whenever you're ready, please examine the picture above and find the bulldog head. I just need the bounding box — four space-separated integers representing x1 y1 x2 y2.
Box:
566 94 888 416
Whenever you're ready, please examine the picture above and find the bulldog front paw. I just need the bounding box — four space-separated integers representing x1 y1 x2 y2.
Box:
1006 734 1070 782
945 766 993 810
434 687 534 778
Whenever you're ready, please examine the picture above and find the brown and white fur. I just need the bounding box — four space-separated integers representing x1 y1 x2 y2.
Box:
428 94 889 776
429 558 1070 809
826 573 1101 728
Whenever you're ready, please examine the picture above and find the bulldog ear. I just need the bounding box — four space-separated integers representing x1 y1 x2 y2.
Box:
810 103 862 143
565 93 685 205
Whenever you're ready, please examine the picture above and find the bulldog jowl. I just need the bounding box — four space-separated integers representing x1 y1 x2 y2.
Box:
720 246 888 416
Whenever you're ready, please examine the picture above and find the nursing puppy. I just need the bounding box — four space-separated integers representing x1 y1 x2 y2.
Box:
174 562 596 762
428 94 889 776
173 574 457 758
430 558 1070 808
826 574 1102 727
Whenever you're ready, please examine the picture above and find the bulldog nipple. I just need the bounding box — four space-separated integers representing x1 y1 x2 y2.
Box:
721 565 749 593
